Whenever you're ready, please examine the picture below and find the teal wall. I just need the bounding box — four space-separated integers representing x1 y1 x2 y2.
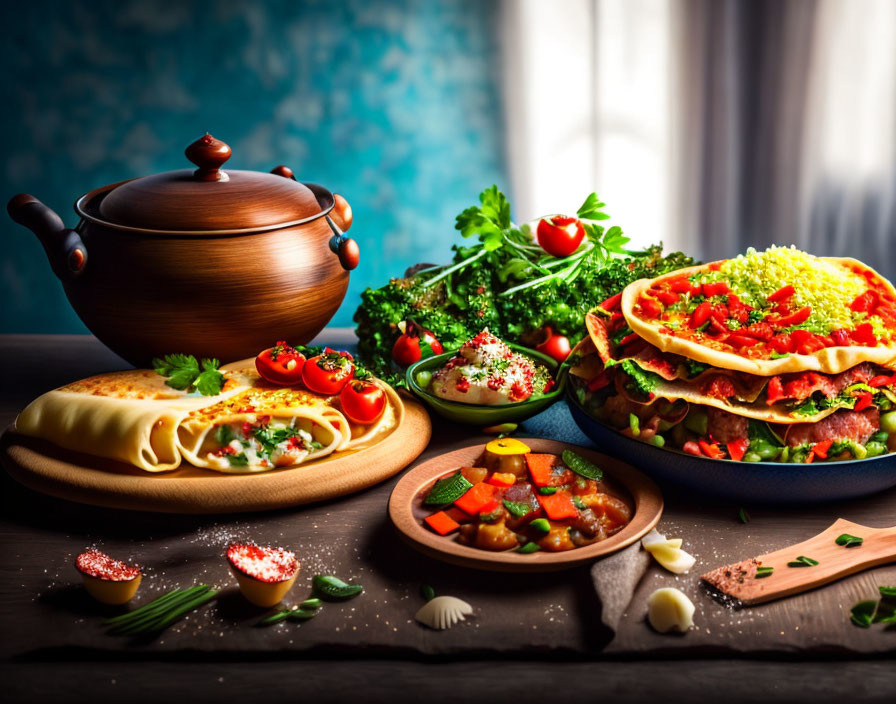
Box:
0 0 507 333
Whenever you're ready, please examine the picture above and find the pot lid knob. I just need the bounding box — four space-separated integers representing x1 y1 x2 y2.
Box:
185 133 232 182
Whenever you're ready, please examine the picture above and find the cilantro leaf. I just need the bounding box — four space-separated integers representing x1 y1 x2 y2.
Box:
153 353 223 396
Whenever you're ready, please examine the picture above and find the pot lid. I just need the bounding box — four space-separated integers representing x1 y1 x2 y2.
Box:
95 134 324 232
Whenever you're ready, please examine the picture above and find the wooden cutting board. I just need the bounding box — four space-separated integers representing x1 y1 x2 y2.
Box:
0 397 431 514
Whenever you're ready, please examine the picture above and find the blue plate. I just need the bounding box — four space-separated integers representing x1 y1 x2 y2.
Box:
566 389 896 504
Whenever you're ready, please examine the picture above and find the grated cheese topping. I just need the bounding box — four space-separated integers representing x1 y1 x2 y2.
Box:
716 246 866 333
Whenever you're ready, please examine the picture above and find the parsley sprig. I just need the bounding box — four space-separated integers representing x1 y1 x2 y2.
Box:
422 185 635 296
152 353 224 396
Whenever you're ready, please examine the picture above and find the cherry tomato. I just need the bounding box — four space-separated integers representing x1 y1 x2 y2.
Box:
536 215 585 258
535 326 571 364
302 349 355 395
339 379 387 424
255 341 306 386
392 320 444 368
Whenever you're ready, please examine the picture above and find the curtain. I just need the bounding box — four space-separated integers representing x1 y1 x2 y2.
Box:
499 0 896 275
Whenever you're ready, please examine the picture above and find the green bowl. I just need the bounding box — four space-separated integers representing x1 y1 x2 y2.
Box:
405 343 567 426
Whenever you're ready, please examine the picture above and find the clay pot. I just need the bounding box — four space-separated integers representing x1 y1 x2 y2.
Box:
7 134 359 366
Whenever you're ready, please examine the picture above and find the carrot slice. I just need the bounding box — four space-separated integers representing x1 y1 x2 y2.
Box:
525 454 573 487
537 491 578 520
487 472 516 488
454 482 500 515
424 511 460 536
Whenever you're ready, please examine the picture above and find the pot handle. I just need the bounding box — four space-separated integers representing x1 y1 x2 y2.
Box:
326 212 360 271
7 194 87 280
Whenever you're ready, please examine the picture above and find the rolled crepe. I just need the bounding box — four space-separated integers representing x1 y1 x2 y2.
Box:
14 369 250 471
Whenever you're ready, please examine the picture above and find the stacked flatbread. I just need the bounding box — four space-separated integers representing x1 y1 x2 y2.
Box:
571 247 896 461
15 359 401 473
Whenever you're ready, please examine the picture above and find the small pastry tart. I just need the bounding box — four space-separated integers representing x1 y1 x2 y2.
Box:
226 543 299 607
75 549 142 605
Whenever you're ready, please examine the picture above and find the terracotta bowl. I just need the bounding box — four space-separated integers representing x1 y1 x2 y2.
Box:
388 438 664 572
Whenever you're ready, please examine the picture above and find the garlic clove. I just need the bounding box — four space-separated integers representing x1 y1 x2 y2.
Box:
647 587 695 634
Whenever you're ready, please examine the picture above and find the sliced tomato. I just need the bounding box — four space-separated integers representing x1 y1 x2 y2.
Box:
639 297 663 319
767 285 795 303
766 376 784 405
868 374 896 388
669 277 701 296
726 438 750 462
703 281 730 297
769 333 793 354
743 322 774 340
830 328 850 346
727 333 759 348
769 306 812 328
853 391 874 412
812 439 834 460
850 289 880 313
690 301 713 329
656 290 680 306
850 322 878 346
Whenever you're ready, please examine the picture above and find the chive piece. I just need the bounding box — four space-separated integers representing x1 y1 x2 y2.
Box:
139 588 218 634
538 486 558 496
300 598 322 610
850 600 877 628
835 533 864 548
258 609 292 626
420 585 435 602
312 575 363 601
755 566 774 579
106 587 209 634
102 588 187 625
561 450 604 480
530 518 551 533
572 496 587 510
737 507 750 524
787 556 819 567
517 542 541 554
874 596 896 624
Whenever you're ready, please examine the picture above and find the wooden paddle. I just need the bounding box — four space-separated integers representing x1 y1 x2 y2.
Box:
701 518 896 605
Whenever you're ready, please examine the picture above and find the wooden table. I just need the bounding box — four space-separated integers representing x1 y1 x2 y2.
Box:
2 334 895 704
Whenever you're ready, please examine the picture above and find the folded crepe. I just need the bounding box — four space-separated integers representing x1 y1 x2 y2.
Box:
571 247 896 458
15 359 401 474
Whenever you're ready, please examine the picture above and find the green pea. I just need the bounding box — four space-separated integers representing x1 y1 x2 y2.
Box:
880 411 896 435
415 370 432 389
864 441 887 458
649 435 665 448
870 431 889 444
742 452 762 463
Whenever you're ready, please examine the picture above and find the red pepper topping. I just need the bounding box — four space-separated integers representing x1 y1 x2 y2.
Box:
655 290 680 306
766 376 784 405
682 440 703 457
812 439 834 460
703 281 730 297
698 439 725 460
853 391 874 412
600 292 623 311
726 438 750 462
769 306 812 328
639 297 663 319
690 301 713 329
868 374 896 388
455 377 471 393
767 285 795 303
